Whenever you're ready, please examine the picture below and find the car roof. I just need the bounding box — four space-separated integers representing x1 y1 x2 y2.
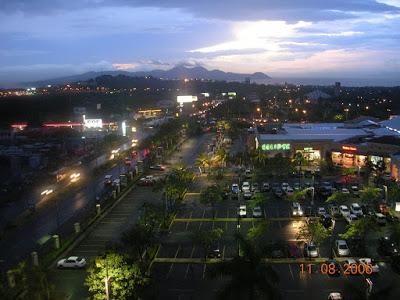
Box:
68 256 79 260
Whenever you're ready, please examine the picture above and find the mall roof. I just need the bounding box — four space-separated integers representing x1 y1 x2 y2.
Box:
380 116 400 133
258 123 370 142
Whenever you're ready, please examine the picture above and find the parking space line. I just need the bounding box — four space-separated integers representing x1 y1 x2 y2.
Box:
202 263 207 279
222 245 226 260
263 207 267 220
185 211 193 230
166 245 181 279
190 245 196 258
288 264 295 280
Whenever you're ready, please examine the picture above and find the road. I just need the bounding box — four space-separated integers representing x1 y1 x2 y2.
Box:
0 129 151 272
50 133 213 299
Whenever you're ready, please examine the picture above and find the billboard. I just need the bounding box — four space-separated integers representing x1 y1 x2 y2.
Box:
84 118 103 128
177 95 198 104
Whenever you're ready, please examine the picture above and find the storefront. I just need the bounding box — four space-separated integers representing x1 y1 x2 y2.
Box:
331 144 391 172
295 147 321 162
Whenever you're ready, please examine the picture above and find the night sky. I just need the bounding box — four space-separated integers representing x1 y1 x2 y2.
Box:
0 0 400 84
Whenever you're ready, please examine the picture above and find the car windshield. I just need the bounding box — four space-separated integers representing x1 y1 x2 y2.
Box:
308 245 317 251
77 257 83 261
339 244 348 250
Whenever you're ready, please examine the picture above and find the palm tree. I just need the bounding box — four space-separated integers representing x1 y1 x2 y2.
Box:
200 184 225 218
208 234 280 300
196 153 211 174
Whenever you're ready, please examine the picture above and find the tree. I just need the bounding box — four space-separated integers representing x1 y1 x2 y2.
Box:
200 184 225 218
85 253 148 300
287 188 310 202
249 193 271 208
247 220 270 242
340 216 378 240
208 234 280 300
359 186 382 205
326 191 355 204
192 228 224 260
13 261 56 300
162 167 194 211
195 153 211 174
121 223 157 262
297 221 330 246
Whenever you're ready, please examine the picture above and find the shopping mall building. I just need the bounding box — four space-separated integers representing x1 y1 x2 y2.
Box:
254 116 400 180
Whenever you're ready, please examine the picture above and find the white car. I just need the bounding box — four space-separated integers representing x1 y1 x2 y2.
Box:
57 256 86 269
317 207 326 216
238 205 247 217
341 188 350 194
304 242 319 258
292 202 303 216
281 182 289 191
335 240 350 256
242 182 250 192
252 206 262 218
358 258 380 273
339 205 350 217
344 213 358 224
350 203 363 217
328 292 342 300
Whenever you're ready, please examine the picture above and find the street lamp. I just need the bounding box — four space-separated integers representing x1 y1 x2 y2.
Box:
96 256 110 300
383 185 388 204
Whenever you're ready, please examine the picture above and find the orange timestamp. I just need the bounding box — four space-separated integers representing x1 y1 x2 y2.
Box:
300 262 373 275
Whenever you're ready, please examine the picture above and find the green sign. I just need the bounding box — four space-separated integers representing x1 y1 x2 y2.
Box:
261 143 291 151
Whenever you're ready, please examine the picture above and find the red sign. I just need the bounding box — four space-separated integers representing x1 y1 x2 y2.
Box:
342 145 357 151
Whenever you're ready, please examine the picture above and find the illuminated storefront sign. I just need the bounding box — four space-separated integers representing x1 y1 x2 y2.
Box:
261 143 291 151
342 145 357 151
84 118 103 128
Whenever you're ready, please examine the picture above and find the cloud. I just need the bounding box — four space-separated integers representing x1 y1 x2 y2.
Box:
112 63 138 70
1 0 400 22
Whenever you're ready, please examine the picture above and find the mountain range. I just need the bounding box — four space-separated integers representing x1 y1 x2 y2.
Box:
24 65 271 87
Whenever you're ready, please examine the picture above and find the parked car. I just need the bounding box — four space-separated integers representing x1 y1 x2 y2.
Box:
361 204 375 217
335 240 350 256
292 202 304 216
341 188 350 194
242 181 250 192
231 183 239 194
343 258 358 275
149 164 165 171
57 256 86 269
378 236 399 256
245 169 252 178
320 214 333 229
304 242 319 258
339 205 350 217
243 191 252 200
238 205 247 217
293 182 301 191
252 206 263 218
207 243 221 258
375 213 386 225
138 175 156 186
328 292 342 300
358 258 380 273
350 203 363 217
274 188 284 197
281 182 290 191
104 175 113 185
285 187 294 196
261 182 270 192
317 207 326 216
351 185 360 195
251 183 259 192
344 213 358 224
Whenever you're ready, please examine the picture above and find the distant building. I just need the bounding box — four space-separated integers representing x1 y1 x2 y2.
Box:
334 82 341 97
244 77 251 84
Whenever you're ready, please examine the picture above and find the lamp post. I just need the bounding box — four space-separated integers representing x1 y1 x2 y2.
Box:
383 185 388 204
